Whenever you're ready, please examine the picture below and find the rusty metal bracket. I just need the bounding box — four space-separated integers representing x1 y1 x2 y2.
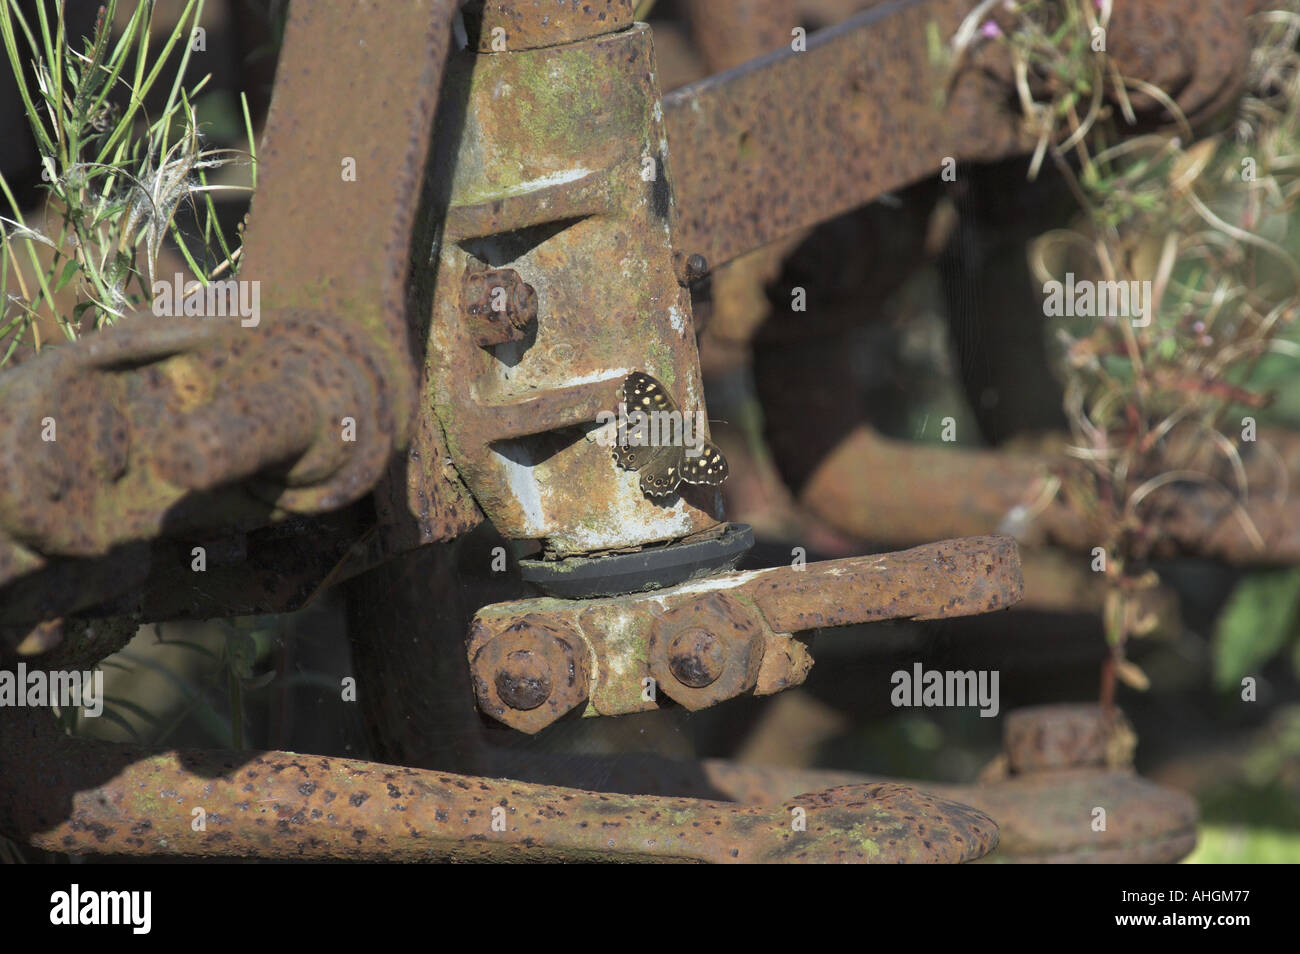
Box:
423 19 723 558
468 534 1023 731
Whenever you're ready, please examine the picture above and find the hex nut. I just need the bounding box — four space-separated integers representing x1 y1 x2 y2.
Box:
470 615 590 733
648 592 764 710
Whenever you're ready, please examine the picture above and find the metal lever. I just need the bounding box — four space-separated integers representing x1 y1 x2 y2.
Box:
468 534 1023 732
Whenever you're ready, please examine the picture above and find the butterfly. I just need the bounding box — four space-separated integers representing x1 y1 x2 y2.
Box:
611 372 728 497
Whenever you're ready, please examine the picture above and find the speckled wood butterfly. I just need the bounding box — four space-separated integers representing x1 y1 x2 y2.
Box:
612 372 728 497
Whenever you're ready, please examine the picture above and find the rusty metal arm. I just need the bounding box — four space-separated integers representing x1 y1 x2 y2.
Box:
0 707 995 863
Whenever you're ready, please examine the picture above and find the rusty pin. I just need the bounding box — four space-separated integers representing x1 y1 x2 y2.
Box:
461 266 538 347
469 615 590 733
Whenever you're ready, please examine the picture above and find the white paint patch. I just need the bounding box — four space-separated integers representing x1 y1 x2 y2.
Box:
631 567 774 601
555 485 699 554
475 167 592 201
495 452 546 533
556 367 630 388
591 611 638 685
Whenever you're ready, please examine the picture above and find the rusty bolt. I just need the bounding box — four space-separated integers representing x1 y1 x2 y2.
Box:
667 628 726 688
461 266 538 347
1004 704 1137 774
470 615 589 733
648 592 765 710
494 648 553 710
673 250 709 287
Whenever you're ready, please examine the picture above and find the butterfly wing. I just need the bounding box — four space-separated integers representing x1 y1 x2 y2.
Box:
623 372 674 415
679 440 729 486
612 371 726 496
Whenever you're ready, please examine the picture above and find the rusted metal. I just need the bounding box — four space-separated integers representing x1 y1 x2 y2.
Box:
426 22 722 557
468 535 1022 730
695 704 1196 863
664 0 1021 274
665 0 1257 274
0 0 1267 623
0 0 466 625
800 425 1300 565
0 709 997 863
469 614 591 733
1003 704 1136 775
700 761 1196 864
467 0 636 52
648 593 765 710
461 266 538 347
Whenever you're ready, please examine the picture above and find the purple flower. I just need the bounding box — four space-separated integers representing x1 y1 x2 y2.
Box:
981 20 1003 39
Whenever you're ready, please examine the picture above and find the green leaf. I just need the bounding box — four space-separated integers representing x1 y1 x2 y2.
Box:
1212 567 1300 691
71 299 96 325
52 256 79 292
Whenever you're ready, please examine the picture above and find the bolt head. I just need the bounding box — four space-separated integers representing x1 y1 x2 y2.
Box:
648 592 765 710
468 615 590 733
667 628 726 687
494 649 552 710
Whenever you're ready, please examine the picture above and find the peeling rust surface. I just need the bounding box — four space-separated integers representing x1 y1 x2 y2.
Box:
0 710 995 863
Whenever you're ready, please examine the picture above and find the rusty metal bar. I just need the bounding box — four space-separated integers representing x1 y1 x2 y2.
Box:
468 535 1023 730
801 425 1300 565
0 708 996 863
664 0 1258 272
664 0 1021 272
